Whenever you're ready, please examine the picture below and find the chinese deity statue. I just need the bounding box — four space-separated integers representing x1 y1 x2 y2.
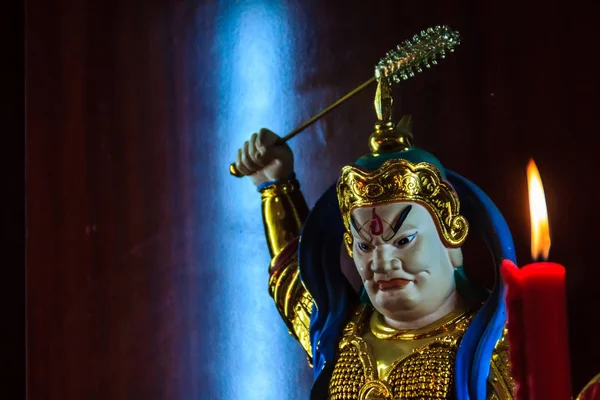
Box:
234 79 516 399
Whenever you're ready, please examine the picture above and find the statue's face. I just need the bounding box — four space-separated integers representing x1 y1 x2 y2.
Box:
350 202 461 322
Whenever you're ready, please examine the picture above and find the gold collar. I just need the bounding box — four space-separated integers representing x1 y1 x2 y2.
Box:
370 304 477 340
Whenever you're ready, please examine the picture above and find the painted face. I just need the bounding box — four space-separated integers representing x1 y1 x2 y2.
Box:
350 202 461 322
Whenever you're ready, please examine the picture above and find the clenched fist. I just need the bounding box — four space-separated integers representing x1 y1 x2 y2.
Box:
234 128 294 187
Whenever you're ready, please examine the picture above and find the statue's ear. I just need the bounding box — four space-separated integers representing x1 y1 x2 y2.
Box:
449 247 463 268
343 232 354 258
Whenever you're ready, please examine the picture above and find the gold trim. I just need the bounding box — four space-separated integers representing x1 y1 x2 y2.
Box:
370 305 476 340
358 380 394 400
337 158 468 248
576 373 600 400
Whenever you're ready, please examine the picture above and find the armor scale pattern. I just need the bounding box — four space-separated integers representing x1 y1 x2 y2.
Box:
329 345 366 400
329 341 457 399
387 344 455 399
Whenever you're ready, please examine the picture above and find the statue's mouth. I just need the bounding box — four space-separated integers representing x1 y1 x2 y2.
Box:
376 278 412 291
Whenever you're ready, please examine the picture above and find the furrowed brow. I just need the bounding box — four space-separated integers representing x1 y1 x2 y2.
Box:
385 205 413 241
350 215 361 232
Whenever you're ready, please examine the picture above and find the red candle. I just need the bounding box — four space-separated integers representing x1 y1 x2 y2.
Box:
501 260 571 399
501 160 572 400
501 260 528 400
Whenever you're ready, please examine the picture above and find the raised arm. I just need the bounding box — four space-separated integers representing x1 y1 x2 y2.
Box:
235 128 315 363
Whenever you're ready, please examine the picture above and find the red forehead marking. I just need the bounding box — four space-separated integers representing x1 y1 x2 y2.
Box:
370 208 383 236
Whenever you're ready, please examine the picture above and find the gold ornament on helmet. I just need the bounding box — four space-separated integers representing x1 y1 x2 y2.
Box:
336 79 468 256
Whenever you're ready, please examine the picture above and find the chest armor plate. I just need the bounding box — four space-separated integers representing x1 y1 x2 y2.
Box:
328 305 475 400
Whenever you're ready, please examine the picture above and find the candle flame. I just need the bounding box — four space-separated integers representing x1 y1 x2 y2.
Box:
527 159 551 260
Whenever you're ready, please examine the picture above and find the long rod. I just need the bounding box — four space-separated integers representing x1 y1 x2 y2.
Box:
279 76 376 143
230 76 376 177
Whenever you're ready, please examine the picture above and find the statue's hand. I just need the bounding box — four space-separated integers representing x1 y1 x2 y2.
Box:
235 128 294 187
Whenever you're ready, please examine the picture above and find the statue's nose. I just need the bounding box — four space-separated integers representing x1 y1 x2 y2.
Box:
370 247 399 273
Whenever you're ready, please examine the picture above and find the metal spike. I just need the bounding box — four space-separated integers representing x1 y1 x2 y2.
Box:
375 25 461 84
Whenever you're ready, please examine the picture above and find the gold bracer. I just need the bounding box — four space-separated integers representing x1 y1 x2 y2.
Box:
259 179 314 362
336 158 469 254
260 179 309 256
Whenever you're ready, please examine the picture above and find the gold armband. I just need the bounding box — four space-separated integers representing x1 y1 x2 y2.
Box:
259 177 309 257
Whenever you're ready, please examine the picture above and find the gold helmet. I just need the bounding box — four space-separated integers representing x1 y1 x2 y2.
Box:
336 79 468 256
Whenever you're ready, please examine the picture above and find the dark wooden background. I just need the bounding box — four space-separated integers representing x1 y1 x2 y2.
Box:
26 0 600 398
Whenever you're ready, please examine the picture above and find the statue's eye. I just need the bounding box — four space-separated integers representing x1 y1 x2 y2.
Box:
395 233 417 248
357 242 371 252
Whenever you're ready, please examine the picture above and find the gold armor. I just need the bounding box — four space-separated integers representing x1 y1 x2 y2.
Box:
261 178 314 361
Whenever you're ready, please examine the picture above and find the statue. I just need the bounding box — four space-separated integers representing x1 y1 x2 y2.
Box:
233 77 518 400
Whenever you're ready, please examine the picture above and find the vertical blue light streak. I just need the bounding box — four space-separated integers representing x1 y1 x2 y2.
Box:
213 1 310 399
